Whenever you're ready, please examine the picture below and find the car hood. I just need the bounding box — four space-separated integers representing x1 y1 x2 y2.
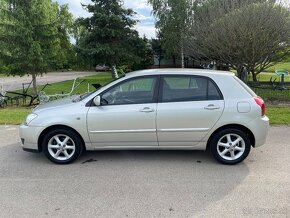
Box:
33 97 75 113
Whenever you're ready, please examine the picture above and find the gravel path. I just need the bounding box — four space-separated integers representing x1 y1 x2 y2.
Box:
0 71 101 91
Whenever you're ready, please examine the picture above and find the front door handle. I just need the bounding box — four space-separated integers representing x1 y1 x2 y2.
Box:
204 104 220 110
140 107 155 113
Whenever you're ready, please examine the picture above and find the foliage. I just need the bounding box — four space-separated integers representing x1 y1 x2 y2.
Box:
53 4 76 70
151 35 164 68
149 0 290 80
188 0 290 81
131 36 154 71
75 0 152 76
148 0 194 67
0 0 75 95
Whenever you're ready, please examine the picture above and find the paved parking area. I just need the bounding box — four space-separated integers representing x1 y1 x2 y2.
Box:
0 126 289 217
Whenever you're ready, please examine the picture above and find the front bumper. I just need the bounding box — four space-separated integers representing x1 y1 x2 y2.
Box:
19 124 45 152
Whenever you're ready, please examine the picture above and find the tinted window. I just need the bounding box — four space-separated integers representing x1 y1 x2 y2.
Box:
161 76 222 102
102 77 157 105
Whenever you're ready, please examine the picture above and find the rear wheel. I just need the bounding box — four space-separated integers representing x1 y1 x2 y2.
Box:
42 129 83 164
210 128 251 165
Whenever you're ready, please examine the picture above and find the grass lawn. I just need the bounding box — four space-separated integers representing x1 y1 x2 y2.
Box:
0 107 31 125
25 73 113 96
266 105 290 125
265 62 290 72
247 73 290 82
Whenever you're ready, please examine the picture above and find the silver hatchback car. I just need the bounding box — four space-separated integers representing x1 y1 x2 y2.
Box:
19 69 269 164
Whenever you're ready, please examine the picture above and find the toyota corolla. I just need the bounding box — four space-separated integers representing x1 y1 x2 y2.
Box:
19 69 269 164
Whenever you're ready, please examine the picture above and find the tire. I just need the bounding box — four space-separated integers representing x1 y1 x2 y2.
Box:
42 128 83 164
209 128 251 165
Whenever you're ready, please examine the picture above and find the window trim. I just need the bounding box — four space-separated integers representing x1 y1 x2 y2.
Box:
158 74 223 103
89 75 160 107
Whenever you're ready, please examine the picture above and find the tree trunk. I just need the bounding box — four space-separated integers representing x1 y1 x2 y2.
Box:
237 68 242 79
236 66 244 81
181 43 184 68
173 56 176 67
252 72 258 82
32 73 38 97
158 51 161 68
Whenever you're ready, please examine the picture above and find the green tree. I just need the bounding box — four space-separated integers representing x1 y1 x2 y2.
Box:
131 36 154 70
148 0 194 68
188 0 290 81
77 0 146 77
151 33 164 68
0 0 9 74
53 4 76 70
0 0 74 95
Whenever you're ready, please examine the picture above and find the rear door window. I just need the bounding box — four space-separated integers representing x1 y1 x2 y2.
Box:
160 75 222 102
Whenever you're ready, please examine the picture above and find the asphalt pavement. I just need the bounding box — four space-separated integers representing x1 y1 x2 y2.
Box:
0 126 289 217
0 71 100 91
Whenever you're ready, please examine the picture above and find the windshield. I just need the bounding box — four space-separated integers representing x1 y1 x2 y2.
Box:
72 76 124 102
79 91 95 100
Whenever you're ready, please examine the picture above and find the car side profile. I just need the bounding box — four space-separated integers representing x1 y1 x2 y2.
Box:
19 69 269 164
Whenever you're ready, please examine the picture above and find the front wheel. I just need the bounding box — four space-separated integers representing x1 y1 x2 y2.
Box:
209 128 251 165
42 129 83 164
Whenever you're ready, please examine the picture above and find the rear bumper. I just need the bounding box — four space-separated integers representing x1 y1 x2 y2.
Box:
19 124 45 152
248 116 269 147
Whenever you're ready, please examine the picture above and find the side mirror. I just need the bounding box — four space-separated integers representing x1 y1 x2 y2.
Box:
93 96 101 106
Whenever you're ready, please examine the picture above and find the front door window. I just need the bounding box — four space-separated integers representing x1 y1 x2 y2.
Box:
101 77 157 105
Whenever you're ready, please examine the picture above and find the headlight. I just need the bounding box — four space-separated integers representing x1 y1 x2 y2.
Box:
24 113 38 125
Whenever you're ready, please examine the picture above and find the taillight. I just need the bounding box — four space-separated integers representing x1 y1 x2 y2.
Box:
254 96 265 116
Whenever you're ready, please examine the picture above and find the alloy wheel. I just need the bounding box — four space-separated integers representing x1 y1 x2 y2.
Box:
47 134 76 161
217 133 245 161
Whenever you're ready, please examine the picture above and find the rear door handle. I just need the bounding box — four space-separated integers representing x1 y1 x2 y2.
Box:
204 104 220 110
140 107 155 113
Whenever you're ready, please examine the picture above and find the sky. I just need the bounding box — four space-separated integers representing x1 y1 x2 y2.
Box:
55 0 156 39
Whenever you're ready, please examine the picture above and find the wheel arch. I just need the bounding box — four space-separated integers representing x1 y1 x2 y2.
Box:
37 125 86 152
206 124 255 151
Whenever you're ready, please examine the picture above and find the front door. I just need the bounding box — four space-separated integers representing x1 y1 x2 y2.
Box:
87 76 158 147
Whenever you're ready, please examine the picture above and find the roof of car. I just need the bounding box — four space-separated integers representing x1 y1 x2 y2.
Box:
126 68 235 77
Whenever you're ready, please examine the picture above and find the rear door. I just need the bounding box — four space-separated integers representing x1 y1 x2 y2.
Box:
156 75 224 146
